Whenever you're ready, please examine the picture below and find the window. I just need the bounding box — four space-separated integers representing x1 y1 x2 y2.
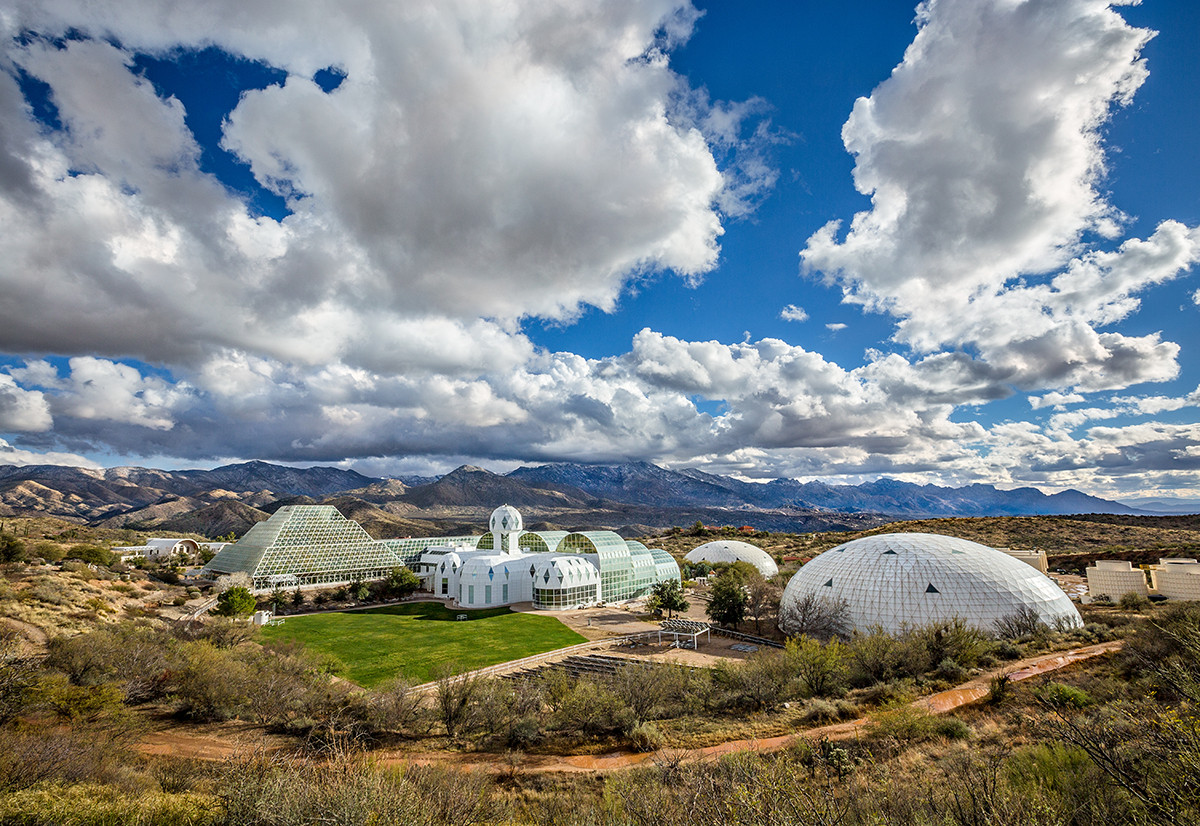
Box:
485 585 492 604
502 583 508 603
441 578 448 595
468 585 474 604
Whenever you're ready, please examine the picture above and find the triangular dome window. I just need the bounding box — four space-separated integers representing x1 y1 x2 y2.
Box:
823 578 834 587
926 583 940 594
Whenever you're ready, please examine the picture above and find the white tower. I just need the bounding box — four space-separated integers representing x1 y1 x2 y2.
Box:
489 505 523 555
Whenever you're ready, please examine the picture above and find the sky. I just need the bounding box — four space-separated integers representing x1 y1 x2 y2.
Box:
0 0 1198 500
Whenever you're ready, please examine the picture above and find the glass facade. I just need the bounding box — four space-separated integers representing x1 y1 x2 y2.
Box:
204 505 407 590
534 584 599 610
382 535 481 565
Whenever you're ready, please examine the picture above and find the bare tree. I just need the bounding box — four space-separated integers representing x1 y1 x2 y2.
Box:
993 604 1046 640
745 574 781 635
779 592 851 641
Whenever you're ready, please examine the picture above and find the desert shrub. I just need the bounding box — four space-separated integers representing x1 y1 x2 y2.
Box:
992 640 1023 660
1035 681 1094 709
1005 742 1094 798
870 705 971 743
27 577 73 606
170 640 252 721
712 650 795 710
915 618 987 668
0 727 134 792
1118 591 1152 611
856 679 915 707
799 698 840 724
0 782 219 824
934 657 966 683
786 635 847 698
628 721 665 752
609 661 689 720
30 540 63 563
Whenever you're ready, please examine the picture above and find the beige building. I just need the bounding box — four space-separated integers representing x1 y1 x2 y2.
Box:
1150 558 1200 601
1085 559 1149 600
1000 548 1048 574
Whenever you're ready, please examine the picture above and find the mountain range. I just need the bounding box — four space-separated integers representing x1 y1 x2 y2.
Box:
0 458 1161 539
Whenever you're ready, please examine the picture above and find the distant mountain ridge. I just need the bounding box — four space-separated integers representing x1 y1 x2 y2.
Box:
0 457 1151 533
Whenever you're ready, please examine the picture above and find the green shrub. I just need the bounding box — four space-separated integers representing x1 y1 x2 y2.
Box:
869 705 971 742
934 657 966 683
1118 591 1152 611
1035 681 1093 709
628 721 665 752
213 586 255 617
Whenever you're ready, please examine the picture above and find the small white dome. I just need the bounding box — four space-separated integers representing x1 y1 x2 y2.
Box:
533 556 601 589
781 533 1081 635
489 504 523 534
686 540 778 578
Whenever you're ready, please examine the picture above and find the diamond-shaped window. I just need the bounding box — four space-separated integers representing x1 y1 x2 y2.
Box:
488 568 494 581
543 570 551 584
529 564 536 577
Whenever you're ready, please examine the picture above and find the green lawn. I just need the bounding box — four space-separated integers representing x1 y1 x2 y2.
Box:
260 602 587 686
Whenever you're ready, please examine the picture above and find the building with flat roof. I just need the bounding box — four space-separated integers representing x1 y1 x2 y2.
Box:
1150 558 1200 601
201 504 680 610
1085 559 1149 600
999 548 1049 574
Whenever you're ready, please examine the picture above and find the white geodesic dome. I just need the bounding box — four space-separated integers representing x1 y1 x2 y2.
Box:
781 533 1081 635
685 540 778 578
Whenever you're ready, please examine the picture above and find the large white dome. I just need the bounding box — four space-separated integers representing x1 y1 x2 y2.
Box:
685 540 778 578
782 533 1081 634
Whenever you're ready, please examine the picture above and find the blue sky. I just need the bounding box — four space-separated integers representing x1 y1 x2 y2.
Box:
0 0 1197 501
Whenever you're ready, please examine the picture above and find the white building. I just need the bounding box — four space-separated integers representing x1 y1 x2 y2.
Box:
1085 559 1149 600
416 505 680 610
1150 558 1200 601
781 533 1081 635
112 537 202 562
203 503 680 610
999 548 1049 574
685 540 779 578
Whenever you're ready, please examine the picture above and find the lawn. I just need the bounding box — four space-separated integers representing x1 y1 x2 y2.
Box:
259 601 587 686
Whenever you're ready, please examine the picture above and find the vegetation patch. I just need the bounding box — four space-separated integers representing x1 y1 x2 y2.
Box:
260 602 586 686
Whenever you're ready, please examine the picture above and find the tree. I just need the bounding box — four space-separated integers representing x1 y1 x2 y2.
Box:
744 574 781 635
707 572 748 629
65 543 112 567
0 532 27 564
214 586 256 617
779 592 851 641
385 566 420 598
648 579 689 619
291 588 304 609
785 636 847 697
268 587 287 613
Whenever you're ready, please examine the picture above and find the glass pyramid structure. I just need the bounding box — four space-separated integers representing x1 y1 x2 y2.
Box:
202 505 404 589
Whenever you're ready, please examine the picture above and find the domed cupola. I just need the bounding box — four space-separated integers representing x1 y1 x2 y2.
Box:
489 505 523 554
